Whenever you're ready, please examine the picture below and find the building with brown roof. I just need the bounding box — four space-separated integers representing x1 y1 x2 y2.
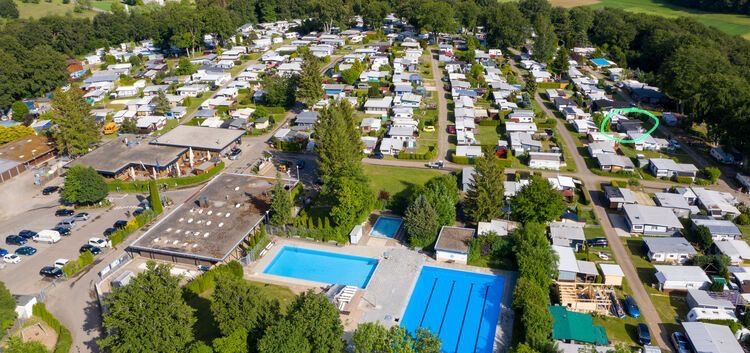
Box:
0 135 55 183
434 226 475 264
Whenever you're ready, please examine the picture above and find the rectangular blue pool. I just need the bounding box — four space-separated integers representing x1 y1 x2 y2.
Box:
370 216 403 238
263 246 378 288
401 266 506 353
591 57 612 67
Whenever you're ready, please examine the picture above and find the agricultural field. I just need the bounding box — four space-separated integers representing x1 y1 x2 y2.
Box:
549 0 750 38
13 0 103 18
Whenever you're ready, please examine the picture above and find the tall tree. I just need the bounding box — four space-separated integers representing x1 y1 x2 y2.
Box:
11 101 28 122
62 165 108 206
212 329 248 353
404 194 439 248
99 262 196 353
262 75 297 107
270 178 293 226
211 276 280 342
148 180 163 214
353 323 441 353
415 1 457 35
23 45 67 98
296 53 324 108
328 176 374 229
464 153 505 223
421 175 459 227
518 0 551 24
510 176 565 224
532 18 558 63
286 290 344 353
0 281 16 339
257 319 310 353
50 88 99 157
314 100 364 182
549 47 570 79
0 50 23 109
456 0 481 32
485 3 529 49
153 91 171 116
361 1 389 29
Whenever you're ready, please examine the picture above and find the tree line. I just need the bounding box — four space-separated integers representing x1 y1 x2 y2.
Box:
665 0 750 15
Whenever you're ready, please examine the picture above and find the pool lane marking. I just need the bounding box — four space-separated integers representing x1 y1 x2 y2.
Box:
437 280 457 335
453 283 476 353
472 285 491 353
419 277 440 328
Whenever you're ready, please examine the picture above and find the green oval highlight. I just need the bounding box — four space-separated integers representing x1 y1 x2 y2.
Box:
599 107 660 144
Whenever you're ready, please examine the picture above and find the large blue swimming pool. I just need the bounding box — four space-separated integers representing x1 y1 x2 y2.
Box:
263 246 379 288
370 216 403 238
401 266 506 353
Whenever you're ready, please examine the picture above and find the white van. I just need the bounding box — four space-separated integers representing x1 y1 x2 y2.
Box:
35 230 61 244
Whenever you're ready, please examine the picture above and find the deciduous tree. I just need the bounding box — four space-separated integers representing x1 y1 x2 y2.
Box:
532 18 558 63
211 276 280 342
11 101 28 122
99 262 196 353
212 329 248 353
404 194 439 248
62 165 108 206
0 281 16 339
0 0 19 19
511 176 565 224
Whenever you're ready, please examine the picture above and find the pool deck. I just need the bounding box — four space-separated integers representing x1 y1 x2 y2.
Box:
245 236 516 353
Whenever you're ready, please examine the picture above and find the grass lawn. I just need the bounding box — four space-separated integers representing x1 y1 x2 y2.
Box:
363 164 443 211
476 125 501 145
90 0 114 11
586 0 750 38
584 225 606 238
593 315 642 346
15 0 97 18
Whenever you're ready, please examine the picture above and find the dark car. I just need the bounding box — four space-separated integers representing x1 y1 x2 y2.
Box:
586 238 608 247
637 323 651 345
113 220 128 229
228 148 242 160
5 235 27 246
447 125 456 134
79 244 102 255
624 296 641 318
42 186 60 195
296 160 306 169
103 227 116 237
18 230 38 240
671 332 691 353
15 246 37 256
39 266 64 279
52 226 71 236
0 248 7 257
55 209 75 217
133 208 144 216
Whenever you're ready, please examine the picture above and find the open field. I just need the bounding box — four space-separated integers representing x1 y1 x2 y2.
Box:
14 0 100 18
548 0 750 38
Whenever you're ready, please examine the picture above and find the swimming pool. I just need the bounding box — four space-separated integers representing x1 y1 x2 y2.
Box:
401 266 506 353
591 57 612 67
263 246 378 288
370 216 403 238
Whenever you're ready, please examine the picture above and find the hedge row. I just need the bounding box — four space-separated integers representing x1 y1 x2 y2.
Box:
61 251 95 278
450 154 475 165
32 303 72 353
478 119 501 126
106 161 225 193
184 261 244 295
109 209 159 247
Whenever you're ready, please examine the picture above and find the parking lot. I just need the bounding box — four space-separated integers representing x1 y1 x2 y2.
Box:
0 192 149 294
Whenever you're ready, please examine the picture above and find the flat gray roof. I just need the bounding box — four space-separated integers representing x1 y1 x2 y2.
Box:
151 125 244 152
435 226 474 254
691 217 742 236
69 138 186 175
654 192 691 210
682 322 743 353
129 174 294 262
623 204 683 229
643 236 697 255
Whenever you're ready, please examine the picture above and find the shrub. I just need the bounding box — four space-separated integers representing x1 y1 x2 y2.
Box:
109 209 158 247
61 250 95 277
450 154 474 165
735 213 750 226
627 178 640 186
610 180 628 188
32 303 72 353
184 261 244 295
675 176 695 184
478 119 501 126
107 162 225 193
695 178 712 186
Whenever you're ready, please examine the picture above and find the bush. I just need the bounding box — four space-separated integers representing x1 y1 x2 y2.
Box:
32 303 72 353
184 261 244 295
109 209 158 247
107 162 225 193
627 178 640 186
61 250 95 277
478 119 501 126
450 154 474 165
610 180 628 188
735 213 750 225
695 178 713 186
675 176 695 184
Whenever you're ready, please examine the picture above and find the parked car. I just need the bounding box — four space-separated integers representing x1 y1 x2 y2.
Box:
423 125 435 132
57 219 75 228
79 244 101 255
3 254 20 264
34 230 61 244
0 248 7 257
587 238 609 247
52 227 71 236
88 237 108 248
103 228 116 237
228 148 242 160
447 125 456 134
670 139 681 149
18 230 37 240
113 220 128 229
670 332 691 353
5 235 27 246
55 208 75 217
72 213 89 221
15 246 37 256
624 296 641 318
53 259 69 269
637 323 651 345
133 208 144 216
39 266 63 279
597 252 610 260
42 186 60 195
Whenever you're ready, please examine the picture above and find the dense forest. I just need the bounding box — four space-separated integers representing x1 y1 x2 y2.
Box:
666 0 750 15
1 0 750 154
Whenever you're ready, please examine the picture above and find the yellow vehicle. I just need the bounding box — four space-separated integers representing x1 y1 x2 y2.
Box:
423 125 435 132
103 122 118 135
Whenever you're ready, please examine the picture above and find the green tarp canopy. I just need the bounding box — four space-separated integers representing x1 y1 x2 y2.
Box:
549 305 609 346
